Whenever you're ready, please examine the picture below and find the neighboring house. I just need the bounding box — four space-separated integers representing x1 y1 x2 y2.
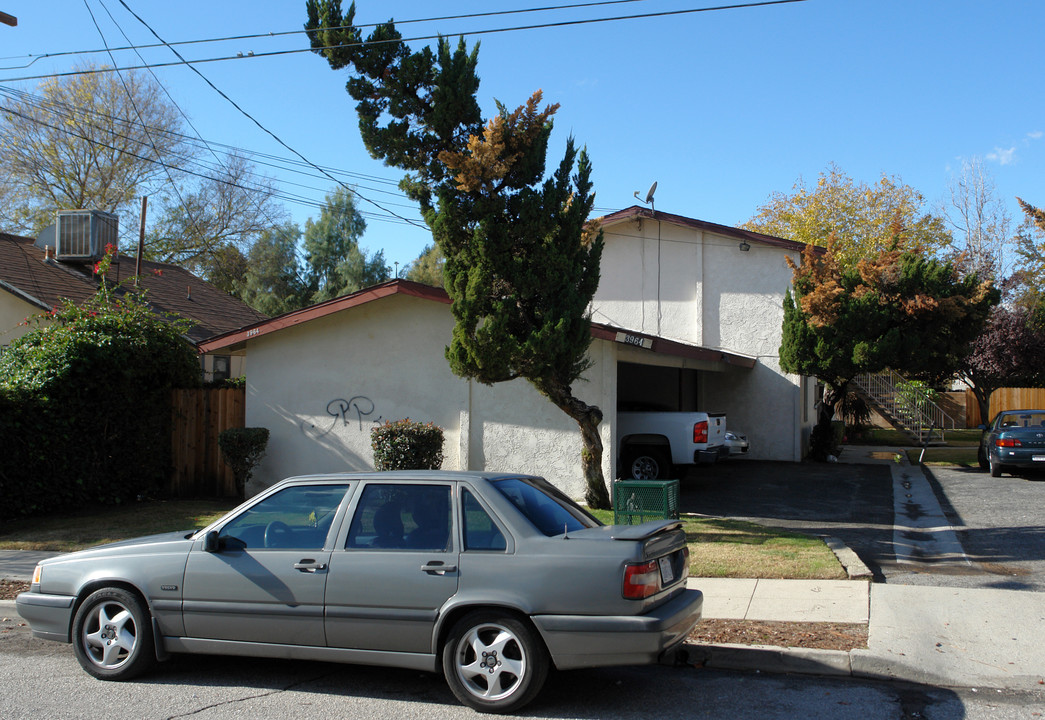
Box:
0 231 267 381
199 206 817 498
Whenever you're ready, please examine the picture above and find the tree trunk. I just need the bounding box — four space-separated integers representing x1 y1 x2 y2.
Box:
972 386 991 427
536 379 611 510
809 380 848 461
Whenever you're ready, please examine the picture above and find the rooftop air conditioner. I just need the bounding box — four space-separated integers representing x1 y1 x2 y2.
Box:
54 210 118 262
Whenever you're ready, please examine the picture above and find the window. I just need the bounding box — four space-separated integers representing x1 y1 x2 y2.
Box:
490 477 600 537
347 484 452 551
211 355 231 382
462 490 506 552
219 484 349 550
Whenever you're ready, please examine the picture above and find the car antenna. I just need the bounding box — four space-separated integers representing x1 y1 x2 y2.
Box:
563 523 570 540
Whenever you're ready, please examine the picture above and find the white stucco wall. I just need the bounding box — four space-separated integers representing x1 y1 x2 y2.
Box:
593 216 812 461
243 292 618 498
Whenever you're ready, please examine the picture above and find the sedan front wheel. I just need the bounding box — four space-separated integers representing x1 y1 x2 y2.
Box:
442 611 548 714
72 587 155 680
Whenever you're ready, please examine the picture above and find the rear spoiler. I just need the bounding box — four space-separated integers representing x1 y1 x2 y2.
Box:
608 519 682 540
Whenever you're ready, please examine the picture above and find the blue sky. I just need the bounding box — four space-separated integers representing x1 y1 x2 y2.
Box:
1 0 1042 273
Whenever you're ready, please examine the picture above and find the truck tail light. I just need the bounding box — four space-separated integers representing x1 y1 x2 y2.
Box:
996 438 1022 448
623 560 661 599
693 420 708 444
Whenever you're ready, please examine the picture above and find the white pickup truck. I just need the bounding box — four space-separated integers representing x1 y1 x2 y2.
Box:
617 410 729 480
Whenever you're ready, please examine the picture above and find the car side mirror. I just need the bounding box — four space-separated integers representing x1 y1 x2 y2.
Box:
204 531 221 553
977 424 987 431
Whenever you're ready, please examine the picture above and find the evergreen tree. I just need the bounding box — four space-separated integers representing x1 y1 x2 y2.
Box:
238 223 309 315
782 236 997 459
306 1 609 507
303 186 387 302
406 244 444 287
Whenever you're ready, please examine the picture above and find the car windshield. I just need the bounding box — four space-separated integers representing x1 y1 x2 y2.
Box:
489 477 601 537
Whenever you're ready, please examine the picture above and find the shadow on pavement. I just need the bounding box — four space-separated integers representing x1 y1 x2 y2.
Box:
678 460 895 580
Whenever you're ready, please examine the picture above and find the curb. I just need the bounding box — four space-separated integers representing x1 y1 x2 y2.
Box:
0 599 20 618
822 536 874 579
687 642 853 677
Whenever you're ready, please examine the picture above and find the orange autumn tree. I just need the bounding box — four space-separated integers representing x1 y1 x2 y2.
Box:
306 2 608 507
781 229 997 459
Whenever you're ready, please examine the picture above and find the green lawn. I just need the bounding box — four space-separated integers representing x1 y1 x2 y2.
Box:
2 499 847 581
587 509 846 580
846 427 982 447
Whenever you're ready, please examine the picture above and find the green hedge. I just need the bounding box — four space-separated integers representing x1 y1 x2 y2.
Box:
371 419 444 471
0 276 200 519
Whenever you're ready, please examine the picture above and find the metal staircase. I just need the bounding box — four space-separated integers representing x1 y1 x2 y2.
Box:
851 370 957 444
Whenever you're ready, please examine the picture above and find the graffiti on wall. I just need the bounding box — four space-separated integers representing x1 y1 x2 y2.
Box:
301 396 384 440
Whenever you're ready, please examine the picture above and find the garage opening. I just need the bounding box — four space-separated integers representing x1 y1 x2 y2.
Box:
616 362 702 412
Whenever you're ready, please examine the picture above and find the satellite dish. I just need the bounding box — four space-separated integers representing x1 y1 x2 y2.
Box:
633 181 658 207
644 181 658 205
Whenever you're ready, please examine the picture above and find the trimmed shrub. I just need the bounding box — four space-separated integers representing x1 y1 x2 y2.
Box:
371 419 444 471
218 427 270 497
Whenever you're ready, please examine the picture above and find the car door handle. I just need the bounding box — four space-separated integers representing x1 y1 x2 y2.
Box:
294 559 327 573
421 562 457 575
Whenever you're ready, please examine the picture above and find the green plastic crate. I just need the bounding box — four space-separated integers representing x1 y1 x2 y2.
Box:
613 479 680 525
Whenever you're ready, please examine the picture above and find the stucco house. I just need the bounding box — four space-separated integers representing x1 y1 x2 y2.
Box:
0 231 267 381
199 207 816 499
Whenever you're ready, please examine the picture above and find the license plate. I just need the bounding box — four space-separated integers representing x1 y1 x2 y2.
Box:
659 556 675 584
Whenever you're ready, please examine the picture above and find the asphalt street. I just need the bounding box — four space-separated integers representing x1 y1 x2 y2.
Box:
3 614 1043 720
895 464 1045 592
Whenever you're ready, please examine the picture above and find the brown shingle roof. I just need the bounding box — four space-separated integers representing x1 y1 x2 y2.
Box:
0 232 267 345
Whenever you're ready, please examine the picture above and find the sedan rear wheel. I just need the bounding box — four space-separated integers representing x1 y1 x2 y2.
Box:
442 611 548 714
977 446 989 471
72 587 155 681
990 459 1004 478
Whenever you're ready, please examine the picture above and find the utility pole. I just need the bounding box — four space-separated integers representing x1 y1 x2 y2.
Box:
0 12 17 26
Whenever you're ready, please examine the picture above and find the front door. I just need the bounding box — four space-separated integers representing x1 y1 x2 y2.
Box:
182 483 351 646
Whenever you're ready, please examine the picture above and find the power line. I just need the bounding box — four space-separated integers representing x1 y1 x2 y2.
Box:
112 0 425 231
0 0 807 83
0 0 654 68
0 82 420 225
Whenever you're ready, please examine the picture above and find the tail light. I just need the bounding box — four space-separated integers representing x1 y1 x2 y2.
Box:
693 420 708 444
623 560 660 599
995 438 1022 448
623 548 688 600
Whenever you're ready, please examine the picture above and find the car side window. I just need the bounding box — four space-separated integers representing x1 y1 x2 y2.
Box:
219 485 349 550
347 484 452 551
462 489 507 552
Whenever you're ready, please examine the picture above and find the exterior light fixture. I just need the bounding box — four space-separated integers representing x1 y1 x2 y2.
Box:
738 241 751 252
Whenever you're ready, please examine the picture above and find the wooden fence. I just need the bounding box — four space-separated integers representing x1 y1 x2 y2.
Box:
965 388 1045 427
169 388 245 497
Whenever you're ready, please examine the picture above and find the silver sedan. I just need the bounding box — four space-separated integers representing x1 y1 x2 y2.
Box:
17 471 702 714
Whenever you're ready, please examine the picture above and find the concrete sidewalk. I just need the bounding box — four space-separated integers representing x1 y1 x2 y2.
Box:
686 575 1045 692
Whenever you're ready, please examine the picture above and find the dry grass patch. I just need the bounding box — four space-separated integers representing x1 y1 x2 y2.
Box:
0 499 238 552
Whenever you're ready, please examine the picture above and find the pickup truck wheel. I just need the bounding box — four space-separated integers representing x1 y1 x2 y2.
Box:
624 448 671 480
